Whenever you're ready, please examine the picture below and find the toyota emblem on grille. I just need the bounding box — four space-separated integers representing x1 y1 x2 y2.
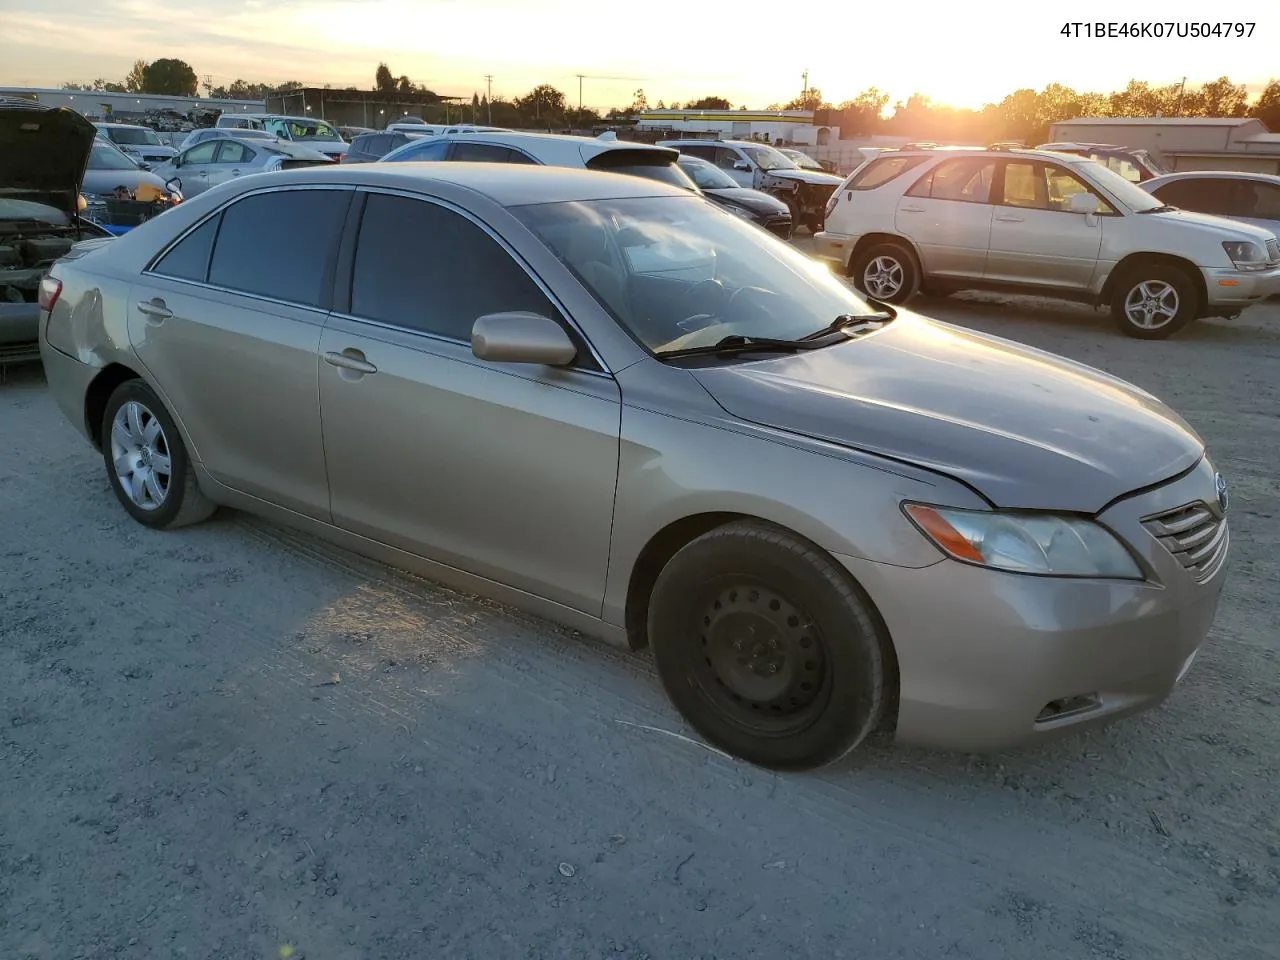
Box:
1215 472 1228 513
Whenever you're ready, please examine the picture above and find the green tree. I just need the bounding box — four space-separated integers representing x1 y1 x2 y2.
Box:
631 88 649 112
784 87 829 111
124 59 147 93
516 84 567 120
687 95 731 110
1183 76 1248 117
141 58 198 96
1250 79 1280 130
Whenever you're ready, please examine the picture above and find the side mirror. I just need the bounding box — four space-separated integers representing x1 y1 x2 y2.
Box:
1068 192 1100 215
165 176 183 193
733 160 751 172
136 160 152 171
471 312 577 366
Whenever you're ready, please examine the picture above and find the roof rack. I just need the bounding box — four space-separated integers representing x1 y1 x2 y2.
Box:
986 141 1024 151
900 141 939 150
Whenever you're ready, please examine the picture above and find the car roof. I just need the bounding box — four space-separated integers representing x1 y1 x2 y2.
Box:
235 162 691 207
391 131 677 165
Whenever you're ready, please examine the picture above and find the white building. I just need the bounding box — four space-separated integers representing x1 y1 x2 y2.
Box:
1047 117 1280 175
0 86 264 121
634 109 837 147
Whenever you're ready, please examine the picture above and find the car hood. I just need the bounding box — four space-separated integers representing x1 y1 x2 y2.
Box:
704 186 790 215
81 167 173 197
1145 207 1278 243
0 102 97 216
765 168 844 186
690 311 1204 513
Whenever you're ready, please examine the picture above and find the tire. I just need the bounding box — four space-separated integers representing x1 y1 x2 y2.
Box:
101 379 216 529
1109 264 1197 339
850 241 918 304
783 195 803 234
647 520 888 771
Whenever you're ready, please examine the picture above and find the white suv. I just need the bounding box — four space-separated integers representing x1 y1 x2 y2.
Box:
814 147 1280 339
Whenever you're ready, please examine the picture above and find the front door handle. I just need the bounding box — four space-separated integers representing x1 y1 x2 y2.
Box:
230 169 241 176
135 298 172 322
900 205 925 213
995 215 1024 222
323 349 378 375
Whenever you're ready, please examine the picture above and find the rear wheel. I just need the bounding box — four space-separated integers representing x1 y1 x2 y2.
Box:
1109 264 1197 339
648 521 888 770
101 380 216 529
851 241 918 304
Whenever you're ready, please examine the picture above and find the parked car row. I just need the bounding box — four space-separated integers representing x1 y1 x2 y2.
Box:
813 144 1280 339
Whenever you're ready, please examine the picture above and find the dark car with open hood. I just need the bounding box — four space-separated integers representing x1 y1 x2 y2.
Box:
1 97 114 365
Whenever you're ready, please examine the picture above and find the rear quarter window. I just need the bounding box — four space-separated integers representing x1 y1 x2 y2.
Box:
848 155 929 190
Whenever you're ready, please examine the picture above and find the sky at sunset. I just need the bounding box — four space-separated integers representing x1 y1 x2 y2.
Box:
3 0 1278 111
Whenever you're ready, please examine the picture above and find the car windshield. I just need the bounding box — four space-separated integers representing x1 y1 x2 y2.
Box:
90 142 141 171
272 119 342 142
680 159 739 190
1080 162 1164 211
783 149 822 170
108 127 163 146
742 145 797 172
512 195 877 355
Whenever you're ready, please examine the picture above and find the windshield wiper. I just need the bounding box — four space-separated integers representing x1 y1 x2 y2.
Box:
656 334 820 360
801 312 893 340
1138 204 1176 214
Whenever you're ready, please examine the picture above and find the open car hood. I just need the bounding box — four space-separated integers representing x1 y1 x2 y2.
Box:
0 100 97 217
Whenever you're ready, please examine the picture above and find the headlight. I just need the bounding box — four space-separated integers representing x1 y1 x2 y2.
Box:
903 503 1143 579
722 203 755 220
1222 240 1268 271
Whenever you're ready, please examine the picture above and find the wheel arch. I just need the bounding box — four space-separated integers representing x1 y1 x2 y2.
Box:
1100 253 1206 313
622 511 901 730
84 362 145 450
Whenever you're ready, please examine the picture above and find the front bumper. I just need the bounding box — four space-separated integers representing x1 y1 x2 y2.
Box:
837 458 1229 752
1200 264 1280 312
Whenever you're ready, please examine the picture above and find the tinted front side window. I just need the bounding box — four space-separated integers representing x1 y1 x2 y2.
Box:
208 189 349 307
351 193 558 342
152 215 220 282
392 139 450 162
182 142 219 165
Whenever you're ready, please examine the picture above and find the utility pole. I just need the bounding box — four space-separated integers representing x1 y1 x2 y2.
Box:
576 74 584 111
1175 75 1187 116
802 69 809 96
202 74 212 97
484 74 493 124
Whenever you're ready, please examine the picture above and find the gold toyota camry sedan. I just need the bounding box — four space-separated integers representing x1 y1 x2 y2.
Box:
38 163 1229 770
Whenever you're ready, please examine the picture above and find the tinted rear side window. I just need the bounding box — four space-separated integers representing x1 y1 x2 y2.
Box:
587 151 688 189
451 142 519 162
392 139 450 161
848 155 928 190
208 189 350 307
351 193 558 342
151 215 220 282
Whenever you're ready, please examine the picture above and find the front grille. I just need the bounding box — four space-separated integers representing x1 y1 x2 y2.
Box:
1267 237 1279 262
1141 502 1229 582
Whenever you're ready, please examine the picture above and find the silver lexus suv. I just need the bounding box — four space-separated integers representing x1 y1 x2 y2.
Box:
813 146 1280 339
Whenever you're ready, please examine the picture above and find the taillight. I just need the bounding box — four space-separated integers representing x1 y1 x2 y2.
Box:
38 275 62 314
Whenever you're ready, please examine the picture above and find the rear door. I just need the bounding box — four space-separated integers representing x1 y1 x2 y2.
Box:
316 190 621 614
894 156 996 280
984 159 1107 290
128 186 352 519
206 140 256 190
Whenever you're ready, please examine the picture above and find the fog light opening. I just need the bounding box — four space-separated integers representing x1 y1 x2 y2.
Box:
1035 693 1101 723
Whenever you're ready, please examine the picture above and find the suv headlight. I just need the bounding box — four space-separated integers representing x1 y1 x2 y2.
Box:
903 503 1143 579
1222 240 1268 271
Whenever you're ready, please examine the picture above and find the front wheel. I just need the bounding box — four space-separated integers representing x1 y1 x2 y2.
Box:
101 379 216 529
1109 265 1197 339
850 242 918 304
647 521 889 770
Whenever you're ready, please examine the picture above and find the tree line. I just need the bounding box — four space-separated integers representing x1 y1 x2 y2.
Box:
61 61 1280 139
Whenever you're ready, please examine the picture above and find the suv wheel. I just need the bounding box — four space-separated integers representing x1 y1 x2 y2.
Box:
851 242 918 304
1110 265 1197 339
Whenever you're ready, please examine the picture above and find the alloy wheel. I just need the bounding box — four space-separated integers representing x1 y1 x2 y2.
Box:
109 400 172 511
862 256 905 299
1124 280 1180 330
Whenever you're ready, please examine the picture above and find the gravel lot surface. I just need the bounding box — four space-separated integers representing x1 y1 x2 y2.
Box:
2 282 1279 959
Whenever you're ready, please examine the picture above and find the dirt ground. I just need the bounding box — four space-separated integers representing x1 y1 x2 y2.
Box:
2 288 1279 960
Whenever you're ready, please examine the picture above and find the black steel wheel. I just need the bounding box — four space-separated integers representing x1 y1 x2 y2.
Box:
648 520 889 770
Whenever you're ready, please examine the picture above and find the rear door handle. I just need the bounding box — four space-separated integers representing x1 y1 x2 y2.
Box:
995 215 1024 222
135 298 172 322
323 349 378 375
900 205 925 213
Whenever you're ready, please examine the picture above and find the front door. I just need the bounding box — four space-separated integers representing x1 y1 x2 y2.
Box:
894 155 996 280
317 191 621 615
172 140 219 196
985 160 1106 290
127 186 352 520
